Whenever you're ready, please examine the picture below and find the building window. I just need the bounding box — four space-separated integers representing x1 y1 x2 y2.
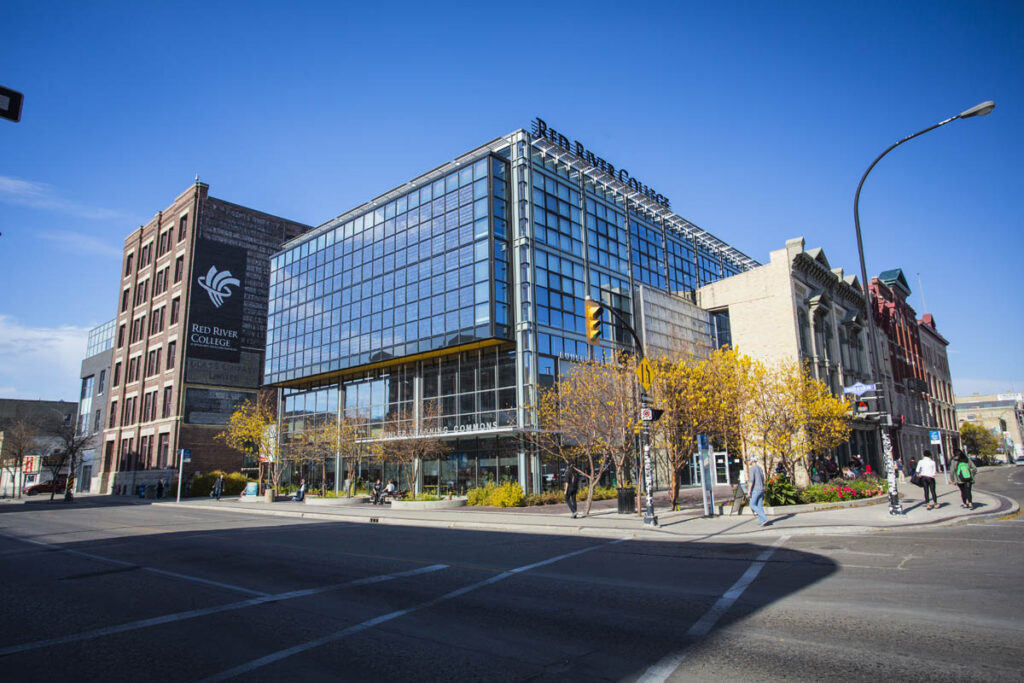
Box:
170 297 181 324
141 392 153 422
121 288 130 312
94 409 102 433
134 280 149 306
117 324 125 348
119 437 132 470
178 214 188 242
174 256 184 283
158 433 170 468
112 362 121 386
154 267 168 295
162 386 173 418
167 341 176 370
109 400 117 429
97 369 106 394
80 375 94 400
146 349 160 377
125 253 134 277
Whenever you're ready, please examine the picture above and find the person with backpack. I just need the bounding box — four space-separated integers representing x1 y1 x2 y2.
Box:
952 449 978 509
915 450 939 510
564 465 580 519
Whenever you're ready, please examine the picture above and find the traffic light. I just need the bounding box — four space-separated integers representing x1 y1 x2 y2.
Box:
584 298 603 345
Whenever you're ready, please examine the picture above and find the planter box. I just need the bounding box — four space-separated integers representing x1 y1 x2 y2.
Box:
727 494 888 516
303 496 370 506
390 498 467 510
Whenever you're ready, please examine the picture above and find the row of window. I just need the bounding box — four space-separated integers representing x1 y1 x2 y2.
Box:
265 158 509 383
124 215 188 278
117 298 181 348
114 431 172 472
109 385 174 428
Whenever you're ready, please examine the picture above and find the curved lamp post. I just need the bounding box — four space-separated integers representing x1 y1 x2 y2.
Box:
853 100 995 515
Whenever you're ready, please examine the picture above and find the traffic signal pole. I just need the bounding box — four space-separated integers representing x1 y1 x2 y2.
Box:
584 298 657 526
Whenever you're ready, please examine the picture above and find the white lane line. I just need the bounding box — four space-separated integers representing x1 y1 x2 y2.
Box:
0 532 266 597
636 535 790 683
0 564 447 657
199 537 629 682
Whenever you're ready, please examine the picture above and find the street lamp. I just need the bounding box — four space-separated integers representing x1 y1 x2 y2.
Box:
853 100 995 515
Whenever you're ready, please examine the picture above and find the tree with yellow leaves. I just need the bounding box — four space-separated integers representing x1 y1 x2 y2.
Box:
650 346 750 509
741 359 851 484
217 391 279 491
529 356 637 516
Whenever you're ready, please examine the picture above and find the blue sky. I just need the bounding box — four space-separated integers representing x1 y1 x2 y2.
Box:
1 0 1021 401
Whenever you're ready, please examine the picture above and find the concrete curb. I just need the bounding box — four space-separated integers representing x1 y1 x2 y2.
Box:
168 489 1020 542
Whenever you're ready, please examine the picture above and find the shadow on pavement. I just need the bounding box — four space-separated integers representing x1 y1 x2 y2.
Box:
0 505 839 682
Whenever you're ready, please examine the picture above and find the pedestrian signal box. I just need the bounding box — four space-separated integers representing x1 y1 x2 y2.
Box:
584 298 603 345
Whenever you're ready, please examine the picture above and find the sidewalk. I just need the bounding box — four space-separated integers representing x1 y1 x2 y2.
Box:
160 477 1019 541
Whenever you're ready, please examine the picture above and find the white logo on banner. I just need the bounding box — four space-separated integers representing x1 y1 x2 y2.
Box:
197 266 240 308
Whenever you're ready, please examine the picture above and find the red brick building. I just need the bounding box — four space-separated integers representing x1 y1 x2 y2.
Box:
101 182 309 494
870 269 932 466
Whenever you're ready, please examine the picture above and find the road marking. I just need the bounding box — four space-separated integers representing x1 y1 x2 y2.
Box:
0 564 447 657
198 537 629 682
636 535 790 683
0 532 267 596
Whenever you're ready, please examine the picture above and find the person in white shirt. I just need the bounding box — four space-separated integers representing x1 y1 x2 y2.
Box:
915 450 939 509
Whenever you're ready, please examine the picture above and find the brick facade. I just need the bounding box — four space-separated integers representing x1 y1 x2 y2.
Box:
101 182 309 494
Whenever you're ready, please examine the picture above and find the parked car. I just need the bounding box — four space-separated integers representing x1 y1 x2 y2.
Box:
24 478 67 496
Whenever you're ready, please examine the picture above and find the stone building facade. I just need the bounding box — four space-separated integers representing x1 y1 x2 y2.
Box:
696 237 880 470
101 182 309 494
955 393 1024 463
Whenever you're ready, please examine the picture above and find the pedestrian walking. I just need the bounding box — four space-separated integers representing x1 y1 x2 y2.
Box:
951 449 978 509
915 450 939 509
213 474 225 501
156 478 164 499
745 456 769 526
894 457 905 483
564 465 580 518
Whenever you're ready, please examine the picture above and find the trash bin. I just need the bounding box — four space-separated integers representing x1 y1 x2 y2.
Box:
617 487 636 514
137 485 145 499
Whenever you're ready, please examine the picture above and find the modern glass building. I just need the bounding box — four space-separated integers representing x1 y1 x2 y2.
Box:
265 120 759 493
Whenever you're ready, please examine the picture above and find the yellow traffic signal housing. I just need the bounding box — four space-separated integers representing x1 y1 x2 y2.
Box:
584 298 603 345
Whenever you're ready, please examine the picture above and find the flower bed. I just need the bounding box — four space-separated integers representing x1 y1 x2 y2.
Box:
765 475 888 507
799 478 888 503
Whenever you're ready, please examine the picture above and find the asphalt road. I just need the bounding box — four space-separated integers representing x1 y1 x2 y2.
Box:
1 467 1022 682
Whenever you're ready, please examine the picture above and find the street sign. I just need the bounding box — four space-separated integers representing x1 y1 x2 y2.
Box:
843 382 876 396
640 408 653 421
180 448 192 463
929 430 941 444
636 357 653 393
0 86 24 123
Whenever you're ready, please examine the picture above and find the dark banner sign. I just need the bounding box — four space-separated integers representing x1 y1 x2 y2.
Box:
187 238 246 363
184 388 255 425
531 117 671 208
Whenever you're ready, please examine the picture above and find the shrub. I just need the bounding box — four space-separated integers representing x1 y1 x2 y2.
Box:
524 491 563 506
189 471 252 497
765 475 799 507
466 482 525 507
